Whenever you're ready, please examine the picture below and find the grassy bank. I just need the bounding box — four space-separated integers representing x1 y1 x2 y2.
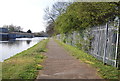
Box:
55 40 119 80
2 39 48 79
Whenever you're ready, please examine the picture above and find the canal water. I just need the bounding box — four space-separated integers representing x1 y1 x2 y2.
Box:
0 37 46 62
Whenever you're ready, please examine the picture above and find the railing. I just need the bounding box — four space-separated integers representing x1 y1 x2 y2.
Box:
56 20 119 67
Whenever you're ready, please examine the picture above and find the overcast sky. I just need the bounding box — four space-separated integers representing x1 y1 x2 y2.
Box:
1 0 115 32
0 0 58 32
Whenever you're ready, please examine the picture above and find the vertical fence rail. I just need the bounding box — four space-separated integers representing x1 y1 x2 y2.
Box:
103 23 108 64
117 18 120 69
56 20 119 67
115 19 119 67
118 25 120 70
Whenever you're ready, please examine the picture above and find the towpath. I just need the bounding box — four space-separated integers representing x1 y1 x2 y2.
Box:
36 39 101 79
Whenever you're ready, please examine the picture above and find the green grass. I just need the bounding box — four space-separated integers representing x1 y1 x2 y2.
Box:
2 39 48 79
55 39 119 80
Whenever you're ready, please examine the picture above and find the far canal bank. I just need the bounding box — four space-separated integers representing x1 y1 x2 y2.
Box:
2 39 48 79
0 37 47 62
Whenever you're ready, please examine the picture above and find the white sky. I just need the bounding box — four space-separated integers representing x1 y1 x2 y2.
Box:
0 0 57 32
0 0 118 33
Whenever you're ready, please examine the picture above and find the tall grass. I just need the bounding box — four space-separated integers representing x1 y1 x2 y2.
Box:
2 39 48 79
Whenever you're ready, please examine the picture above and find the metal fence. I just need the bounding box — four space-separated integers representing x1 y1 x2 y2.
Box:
56 20 119 67
90 23 119 67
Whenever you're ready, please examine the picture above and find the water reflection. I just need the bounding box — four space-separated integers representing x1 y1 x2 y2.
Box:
0 37 46 62
1 40 21 47
26 40 31 44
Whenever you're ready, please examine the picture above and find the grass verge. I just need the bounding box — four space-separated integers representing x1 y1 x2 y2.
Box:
55 39 119 80
2 39 48 79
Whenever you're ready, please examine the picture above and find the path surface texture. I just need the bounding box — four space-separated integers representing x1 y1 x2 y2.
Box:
37 39 101 79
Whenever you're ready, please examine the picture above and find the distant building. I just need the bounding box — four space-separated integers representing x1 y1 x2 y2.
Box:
14 32 34 38
0 28 34 41
0 28 8 33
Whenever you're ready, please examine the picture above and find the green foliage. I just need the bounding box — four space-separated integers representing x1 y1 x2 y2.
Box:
63 38 66 43
36 49 46 53
27 29 32 33
75 43 83 49
3 24 23 32
55 2 119 34
56 40 119 79
36 64 43 70
2 39 48 79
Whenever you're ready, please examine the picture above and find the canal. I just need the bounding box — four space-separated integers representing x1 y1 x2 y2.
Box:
0 37 46 62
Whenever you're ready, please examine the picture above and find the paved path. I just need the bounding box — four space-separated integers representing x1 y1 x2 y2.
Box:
37 39 101 79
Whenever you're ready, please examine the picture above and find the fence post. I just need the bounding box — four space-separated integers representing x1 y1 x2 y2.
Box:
97 26 101 58
103 23 108 64
115 17 119 67
117 18 120 69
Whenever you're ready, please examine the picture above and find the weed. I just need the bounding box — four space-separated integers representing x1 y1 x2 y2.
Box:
36 64 43 70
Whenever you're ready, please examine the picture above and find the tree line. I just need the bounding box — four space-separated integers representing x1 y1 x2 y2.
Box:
2 24 32 33
44 2 120 35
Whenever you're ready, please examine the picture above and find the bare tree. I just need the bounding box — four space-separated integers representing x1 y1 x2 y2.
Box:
46 22 55 36
44 7 55 23
3 24 23 32
44 2 70 36
44 2 70 22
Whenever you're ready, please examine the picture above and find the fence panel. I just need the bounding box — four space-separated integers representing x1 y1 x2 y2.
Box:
90 23 118 66
56 21 119 67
